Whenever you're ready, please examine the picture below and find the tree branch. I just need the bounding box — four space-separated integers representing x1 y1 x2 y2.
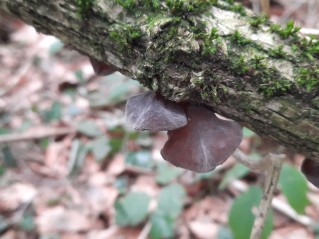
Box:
1 0 318 160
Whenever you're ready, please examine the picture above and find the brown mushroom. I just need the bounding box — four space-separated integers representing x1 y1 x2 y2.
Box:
161 105 243 173
89 57 116 76
125 92 187 132
301 158 319 188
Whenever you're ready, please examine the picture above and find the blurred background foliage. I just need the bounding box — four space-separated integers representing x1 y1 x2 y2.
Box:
1 0 319 238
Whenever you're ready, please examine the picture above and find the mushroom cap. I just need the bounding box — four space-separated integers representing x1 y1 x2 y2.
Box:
125 92 187 132
89 57 116 76
161 105 243 173
301 158 319 188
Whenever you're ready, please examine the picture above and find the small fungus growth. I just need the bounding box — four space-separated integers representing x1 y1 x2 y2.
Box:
125 92 187 132
301 158 319 188
89 57 116 76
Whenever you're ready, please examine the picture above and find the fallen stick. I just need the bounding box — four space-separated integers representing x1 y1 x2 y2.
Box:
0 126 75 143
250 153 284 239
230 180 314 226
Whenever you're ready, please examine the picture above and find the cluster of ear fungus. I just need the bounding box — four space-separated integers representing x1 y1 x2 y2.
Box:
125 92 243 173
88 58 319 184
88 57 242 173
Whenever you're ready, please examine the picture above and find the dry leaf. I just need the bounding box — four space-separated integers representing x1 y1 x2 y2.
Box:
131 175 159 197
0 183 36 213
87 227 141 239
269 224 314 239
85 185 118 216
37 206 91 233
188 220 219 239
106 153 125 176
185 196 229 224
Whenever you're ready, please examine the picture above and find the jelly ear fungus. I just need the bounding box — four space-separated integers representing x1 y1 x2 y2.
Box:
161 105 243 173
125 92 243 173
89 57 116 76
301 158 319 188
125 92 187 132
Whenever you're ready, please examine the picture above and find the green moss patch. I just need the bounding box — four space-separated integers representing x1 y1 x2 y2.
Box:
76 0 96 19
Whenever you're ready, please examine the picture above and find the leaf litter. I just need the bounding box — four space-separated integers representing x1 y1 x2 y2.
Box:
1 2 319 239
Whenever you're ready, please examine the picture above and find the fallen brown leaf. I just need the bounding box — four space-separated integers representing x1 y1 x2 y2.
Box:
188 220 219 239
36 206 91 233
0 183 36 213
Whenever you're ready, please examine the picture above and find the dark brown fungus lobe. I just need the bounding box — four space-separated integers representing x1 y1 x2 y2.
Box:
125 92 187 132
301 158 319 188
161 105 243 173
89 57 116 76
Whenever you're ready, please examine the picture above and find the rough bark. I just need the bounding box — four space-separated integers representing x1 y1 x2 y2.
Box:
1 0 319 160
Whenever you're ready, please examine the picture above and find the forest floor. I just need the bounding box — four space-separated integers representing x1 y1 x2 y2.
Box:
0 1 319 238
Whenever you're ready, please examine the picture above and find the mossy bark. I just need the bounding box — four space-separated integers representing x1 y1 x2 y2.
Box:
1 0 319 160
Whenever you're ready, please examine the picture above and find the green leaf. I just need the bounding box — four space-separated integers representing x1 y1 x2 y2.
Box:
88 73 140 108
0 128 10 135
135 131 152 148
262 210 273 239
150 212 175 239
279 164 310 214
1 146 17 168
125 151 153 169
49 40 64 55
39 138 49 149
150 184 186 239
219 163 250 190
0 215 9 233
74 70 85 83
156 163 183 185
67 140 90 175
76 142 90 168
157 183 185 218
109 138 123 156
113 176 129 194
229 186 273 239
217 226 233 239
43 101 62 123
0 165 5 176
75 121 102 137
243 127 255 137
194 171 216 181
90 136 110 162
19 212 35 231
115 192 151 227
312 222 319 236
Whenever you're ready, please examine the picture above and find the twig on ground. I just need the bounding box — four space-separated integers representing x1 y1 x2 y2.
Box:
0 126 75 143
125 165 154 175
250 153 284 239
230 180 314 226
233 149 270 172
0 60 33 97
137 221 152 239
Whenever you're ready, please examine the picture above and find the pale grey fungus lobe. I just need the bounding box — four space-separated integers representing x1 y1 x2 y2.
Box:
125 92 187 132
